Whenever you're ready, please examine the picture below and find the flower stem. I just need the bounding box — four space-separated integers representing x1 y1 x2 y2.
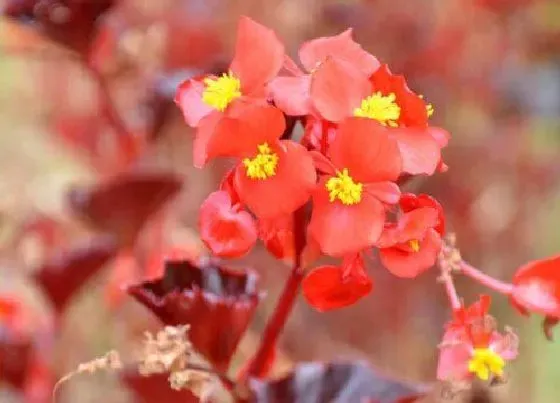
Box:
246 206 307 378
82 58 140 165
459 260 514 295
442 272 461 311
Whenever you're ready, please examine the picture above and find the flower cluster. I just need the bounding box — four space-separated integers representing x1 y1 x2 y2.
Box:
173 15 560 390
175 16 448 310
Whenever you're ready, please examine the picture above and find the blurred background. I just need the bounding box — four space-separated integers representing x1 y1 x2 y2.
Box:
0 0 559 402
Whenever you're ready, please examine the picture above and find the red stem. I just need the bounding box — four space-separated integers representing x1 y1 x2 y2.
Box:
246 206 307 378
459 260 514 295
442 273 461 311
82 58 139 164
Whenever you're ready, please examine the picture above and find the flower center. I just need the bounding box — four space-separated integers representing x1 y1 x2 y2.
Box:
468 348 505 381
409 239 420 252
242 143 279 180
202 72 241 111
353 92 401 127
325 169 363 205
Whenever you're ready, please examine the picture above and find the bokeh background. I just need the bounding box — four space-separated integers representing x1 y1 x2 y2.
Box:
1 0 560 402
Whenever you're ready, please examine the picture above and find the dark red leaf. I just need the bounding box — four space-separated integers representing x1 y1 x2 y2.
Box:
33 235 118 313
127 259 262 371
0 333 32 388
121 371 198 403
3 0 116 54
248 361 426 403
67 170 183 245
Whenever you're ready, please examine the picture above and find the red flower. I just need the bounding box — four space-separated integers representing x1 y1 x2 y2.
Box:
204 104 316 218
302 254 372 311
268 28 379 117
311 61 445 175
437 295 518 382
400 193 446 235
175 16 284 167
510 255 560 319
309 118 401 256
199 191 257 258
376 193 445 278
258 215 321 267
377 209 443 279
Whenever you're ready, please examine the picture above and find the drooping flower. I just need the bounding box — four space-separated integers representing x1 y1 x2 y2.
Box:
437 295 518 383
310 61 446 175
268 28 380 117
175 16 284 167
309 118 402 256
302 254 372 311
205 104 316 218
376 194 444 278
510 255 560 320
198 190 257 258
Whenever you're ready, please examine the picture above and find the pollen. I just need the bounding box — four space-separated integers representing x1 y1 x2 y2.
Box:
243 143 279 180
468 348 505 381
426 103 434 117
409 239 420 252
326 169 363 205
353 92 401 127
202 72 241 111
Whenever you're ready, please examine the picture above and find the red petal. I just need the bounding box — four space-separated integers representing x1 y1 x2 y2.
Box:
234 140 316 218
329 118 402 183
428 126 451 148
193 111 221 168
205 103 286 161
392 128 441 175
395 207 439 243
309 180 386 256
511 255 560 318
299 29 380 75
400 193 446 235
258 215 295 260
268 75 311 116
309 150 336 175
174 76 214 127
364 182 401 205
302 264 372 312
230 16 284 95
370 65 428 128
219 167 241 205
379 229 442 278
310 58 370 122
199 191 257 258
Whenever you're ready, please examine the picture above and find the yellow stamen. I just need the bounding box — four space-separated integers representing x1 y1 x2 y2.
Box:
242 143 279 180
202 72 241 111
409 239 420 252
419 94 434 118
353 92 401 127
426 103 434 117
468 348 505 381
325 169 363 205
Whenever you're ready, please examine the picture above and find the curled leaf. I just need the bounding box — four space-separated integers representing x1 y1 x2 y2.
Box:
67 170 183 245
249 361 426 403
128 259 262 371
33 235 118 313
